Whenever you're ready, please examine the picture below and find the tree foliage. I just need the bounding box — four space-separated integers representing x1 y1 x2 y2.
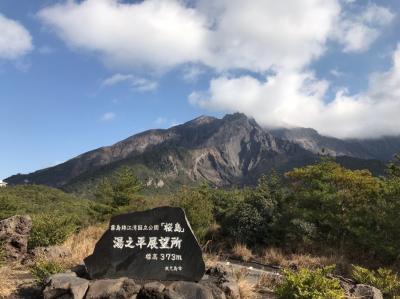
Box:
96 166 142 208
172 184 214 241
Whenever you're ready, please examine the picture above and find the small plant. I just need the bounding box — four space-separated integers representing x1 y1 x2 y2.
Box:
275 266 345 299
352 265 400 298
29 214 77 249
30 260 65 285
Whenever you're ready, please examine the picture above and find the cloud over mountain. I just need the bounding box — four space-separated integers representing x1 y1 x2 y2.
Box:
37 0 397 138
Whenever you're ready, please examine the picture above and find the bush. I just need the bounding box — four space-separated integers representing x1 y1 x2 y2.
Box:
222 174 281 245
275 266 345 299
29 214 77 249
30 260 65 285
172 184 214 241
352 265 400 298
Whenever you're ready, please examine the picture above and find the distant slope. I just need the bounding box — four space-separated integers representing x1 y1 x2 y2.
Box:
271 127 400 161
5 113 391 194
0 184 109 222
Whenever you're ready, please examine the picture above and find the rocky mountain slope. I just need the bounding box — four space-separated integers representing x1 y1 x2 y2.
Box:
271 127 400 161
5 113 398 192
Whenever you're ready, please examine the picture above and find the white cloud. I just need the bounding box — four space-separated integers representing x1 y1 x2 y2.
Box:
330 68 345 77
200 0 340 71
38 0 209 71
190 45 400 139
101 112 116 121
37 1 394 69
102 73 134 86
0 13 33 59
38 0 342 72
38 0 399 138
154 117 167 125
334 4 394 53
182 65 206 82
102 73 158 91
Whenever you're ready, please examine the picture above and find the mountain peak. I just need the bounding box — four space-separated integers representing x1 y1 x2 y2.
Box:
187 115 217 126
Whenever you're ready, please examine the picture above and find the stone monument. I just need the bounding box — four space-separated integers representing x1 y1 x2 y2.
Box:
84 206 205 282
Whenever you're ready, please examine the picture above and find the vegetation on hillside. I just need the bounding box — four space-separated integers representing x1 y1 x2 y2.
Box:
2 156 400 297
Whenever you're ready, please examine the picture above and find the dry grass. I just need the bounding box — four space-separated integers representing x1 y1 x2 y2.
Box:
232 243 253 262
263 247 286 266
0 263 32 298
262 247 341 270
203 253 221 269
256 272 283 291
62 224 107 267
0 265 17 297
238 279 257 299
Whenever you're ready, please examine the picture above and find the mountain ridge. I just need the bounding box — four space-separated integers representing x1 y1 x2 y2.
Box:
5 113 398 193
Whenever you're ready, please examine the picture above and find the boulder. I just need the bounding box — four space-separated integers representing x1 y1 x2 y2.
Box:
85 277 140 299
199 281 226 299
85 207 205 281
137 281 166 299
24 245 73 265
351 284 383 299
168 281 214 299
32 245 72 260
0 215 32 261
43 272 89 299
220 281 240 299
144 282 166 293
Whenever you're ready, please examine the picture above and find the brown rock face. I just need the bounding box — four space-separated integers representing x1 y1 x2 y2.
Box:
0 215 32 261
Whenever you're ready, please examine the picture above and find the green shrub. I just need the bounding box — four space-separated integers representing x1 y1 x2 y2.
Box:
222 175 281 245
275 266 345 299
352 265 400 298
172 184 214 241
30 260 65 285
29 214 77 249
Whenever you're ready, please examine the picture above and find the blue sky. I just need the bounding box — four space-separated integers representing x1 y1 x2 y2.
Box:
1 0 400 180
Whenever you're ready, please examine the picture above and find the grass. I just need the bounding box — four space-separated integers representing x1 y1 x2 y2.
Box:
0 263 32 298
62 224 107 268
232 243 253 262
262 247 342 270
233 268 257 299
256 272 283 292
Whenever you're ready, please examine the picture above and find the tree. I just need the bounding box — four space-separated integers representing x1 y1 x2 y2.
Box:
386 153 400 179
173 184 214 241
285 159 400 262
223 173 283 245
96 167 142 208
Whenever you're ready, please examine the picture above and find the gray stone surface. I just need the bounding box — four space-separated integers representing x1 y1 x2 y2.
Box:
43 273 89 299
352 284 384 299
0 215 32 261
32 245 72 260
85 207 205 281
85 277 140 299
168 281 214 299
221 281 240 299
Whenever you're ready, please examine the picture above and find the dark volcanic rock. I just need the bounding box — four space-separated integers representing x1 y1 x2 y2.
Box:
168 281 214 299
43 272 89 299
85 277 140 299
84 207 205 281
0 215 32 261
23 245 72 265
